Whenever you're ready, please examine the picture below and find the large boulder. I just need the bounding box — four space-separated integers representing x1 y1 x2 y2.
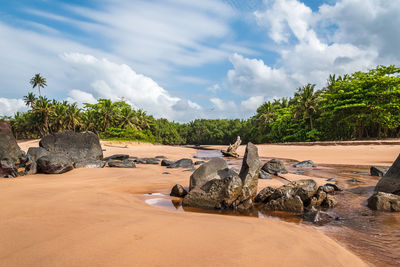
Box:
189 157 227 190
238 142 261 202
39 131 103 164
27 147 49 162
0 122 26 177
182 169 242 209
370 166 389 177
367 192 400 212
375 154 400 195
262 158 288 175
37 154 74 174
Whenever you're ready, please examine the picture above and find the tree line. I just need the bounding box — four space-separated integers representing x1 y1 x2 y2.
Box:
3 65 400 144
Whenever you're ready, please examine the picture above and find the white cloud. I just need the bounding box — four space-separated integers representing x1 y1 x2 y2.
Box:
66 89 97 106
0 98 27 117
210 97 236 111
240 96 265 111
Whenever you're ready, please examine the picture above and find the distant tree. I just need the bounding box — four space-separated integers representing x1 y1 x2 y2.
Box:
30 74 47 97
292 84 321 130
23 92 37 108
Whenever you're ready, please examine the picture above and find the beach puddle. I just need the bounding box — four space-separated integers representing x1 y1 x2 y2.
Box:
143 159 400 266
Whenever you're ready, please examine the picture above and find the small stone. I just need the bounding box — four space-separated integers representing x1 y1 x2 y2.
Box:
170 184 188 197
108 159 136 168
326 178 337 182
293 160 314 168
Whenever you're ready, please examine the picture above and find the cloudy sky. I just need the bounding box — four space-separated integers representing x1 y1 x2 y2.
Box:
0 0 399 121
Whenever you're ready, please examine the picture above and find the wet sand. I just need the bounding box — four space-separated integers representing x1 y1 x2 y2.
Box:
2 141 398 266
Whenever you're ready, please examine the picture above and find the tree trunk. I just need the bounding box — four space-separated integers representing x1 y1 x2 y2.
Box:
309 115 313 130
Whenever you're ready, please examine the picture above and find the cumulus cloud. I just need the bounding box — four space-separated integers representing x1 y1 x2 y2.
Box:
61 52 202 121
66 89 97 106
240 96 265 111
0 98 27 116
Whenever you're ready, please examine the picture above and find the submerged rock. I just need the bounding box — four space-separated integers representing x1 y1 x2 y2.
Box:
262 158 288 175
170 184 188 197
40 131 103 164
37 154 74 174
370 166 389 177
293 160 314 168
368 192 400 212
302 210 335 224
103 154 129 161
259 169 272 179
108 159 136 168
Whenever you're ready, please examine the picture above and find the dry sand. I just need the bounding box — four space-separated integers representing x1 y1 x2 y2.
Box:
3 140 397 267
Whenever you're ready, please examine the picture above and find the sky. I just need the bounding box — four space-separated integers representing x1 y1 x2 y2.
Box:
0 0 399 121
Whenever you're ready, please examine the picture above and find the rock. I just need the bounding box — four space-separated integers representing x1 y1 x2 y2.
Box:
323 183 343 193
367 192 400 212
347 178 361 183
170 184 188 197
272 179 317 202
162 172 170 175
259 169 272 179
370 166 389 177
182 170 242 210
0 158 18 178
262 158 288 175
39 131 103 164
254 187 275 203
238 142 261 202
322 194 338 208
293 160 314 168
194 161 205 165
314 188 327 206
161 159 174 167
189 158 228 190
37 154 74 174
375 154 400 195
74 160 106 168
108 159 136 168
155 155 166 159
136 158 160 164
103 154 129 161
263 195 304 213
168 158 194 169
302 210 335 224
27 147 49 162
326 178 337 182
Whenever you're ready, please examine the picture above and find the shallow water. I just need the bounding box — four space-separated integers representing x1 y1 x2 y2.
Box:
145 152 400 266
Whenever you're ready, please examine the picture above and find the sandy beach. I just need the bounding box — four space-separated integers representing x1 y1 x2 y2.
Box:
2 141 398 266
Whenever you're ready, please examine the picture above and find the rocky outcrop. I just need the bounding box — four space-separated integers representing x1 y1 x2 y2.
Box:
37 154 74 174
254 187 275 203
367 192 400 212
0 122 27 177
375 154 400 194
221 136 241 158
39 131 103 164
74 160 106 168
370 166 389 177
189 157 227 190
170 184 188 197
293 160 314 168
168 158 194 169
262 159 288 175
183 143 261 211
108 160 136 168
264 195 304 213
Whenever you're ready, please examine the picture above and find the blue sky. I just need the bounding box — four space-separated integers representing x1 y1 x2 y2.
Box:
1 0 399 121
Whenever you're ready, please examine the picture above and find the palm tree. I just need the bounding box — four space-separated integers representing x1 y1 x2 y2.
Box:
65 103 81 131
293 84 321 130
119 106 138 129
33 96 54 136
98 99 118 131
30 74 47 97
23 92 37 108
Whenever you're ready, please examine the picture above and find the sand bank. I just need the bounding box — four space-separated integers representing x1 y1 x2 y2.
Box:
0 141 385 266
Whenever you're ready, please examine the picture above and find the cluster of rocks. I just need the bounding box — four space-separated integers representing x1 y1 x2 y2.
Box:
172 143 260 211
368 153 400 212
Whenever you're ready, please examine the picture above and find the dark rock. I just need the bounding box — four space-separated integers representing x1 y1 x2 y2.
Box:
37 154 74 174
238 142 261 202
74 160 106 168
323 183 343 192
263 195 304 213
155 155 166 159
170 184 188 197
254 187 275 203
189 158 228 190
262 158 288 175
0 122 26 177
108 159 136 168
136 158 160 164
194 161 205 165
271 179 317 202
370 166 389 177
168 158 194 169
39 131 103 164
182 170 242 210
27 147 49 162
293 160 314 168
161 159 174 167
0 158 18 178
103 154 129 161
326 178 337 182
162 172 170 175
375 154 400 194
367 192 400 212
259 169 272 179
322 194 338 208
302 210 335 224
347 178 362 183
